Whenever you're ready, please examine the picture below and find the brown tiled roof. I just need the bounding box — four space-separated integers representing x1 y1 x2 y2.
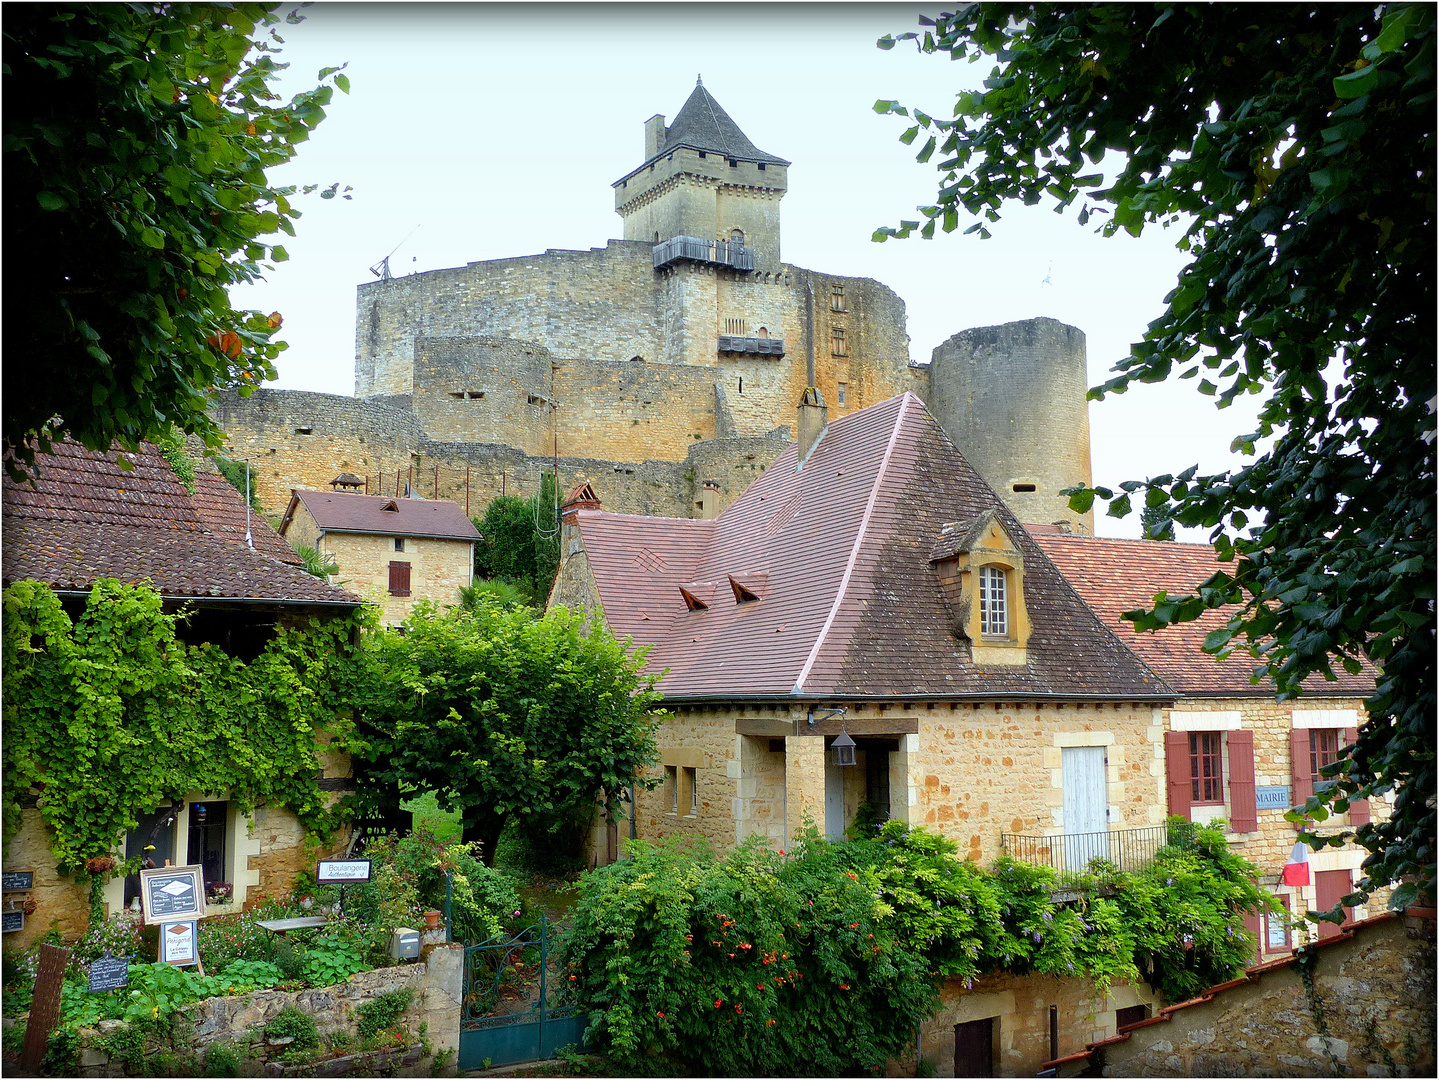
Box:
1029 532 1375 697
289 489 480 541
2 440 361 606
574 392 1172 701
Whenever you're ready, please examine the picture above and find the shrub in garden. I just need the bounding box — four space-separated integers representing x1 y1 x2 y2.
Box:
264 1007 319 1052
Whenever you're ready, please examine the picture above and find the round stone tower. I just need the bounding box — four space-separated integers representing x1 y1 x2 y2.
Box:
924 317 1094 534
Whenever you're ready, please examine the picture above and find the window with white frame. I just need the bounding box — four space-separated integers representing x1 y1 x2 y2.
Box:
979 566 1007 636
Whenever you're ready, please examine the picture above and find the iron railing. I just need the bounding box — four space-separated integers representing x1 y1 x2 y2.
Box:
1000 824 1170 875
652 236 755 271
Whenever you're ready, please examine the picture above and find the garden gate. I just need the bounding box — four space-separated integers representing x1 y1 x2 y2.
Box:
458 915 588 1070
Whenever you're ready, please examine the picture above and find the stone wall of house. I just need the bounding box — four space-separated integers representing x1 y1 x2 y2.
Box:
923 972 1160 1078
71 944 464 1077
2 809 92 950
1090 911 1436 1078
317 530 473 625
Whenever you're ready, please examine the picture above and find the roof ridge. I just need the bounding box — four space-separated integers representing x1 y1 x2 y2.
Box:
792 394 912 694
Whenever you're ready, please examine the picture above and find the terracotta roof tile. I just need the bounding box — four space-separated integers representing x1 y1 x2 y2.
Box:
1029 533 1375 697
3 441 360 607
576 393 1172 702
291 489 480 541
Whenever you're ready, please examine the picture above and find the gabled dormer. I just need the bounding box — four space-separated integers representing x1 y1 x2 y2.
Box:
931 509 1032 665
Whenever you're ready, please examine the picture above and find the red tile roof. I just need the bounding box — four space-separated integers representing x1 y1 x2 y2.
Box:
289 489 480 541
3 441 361 606
1029 532 1375 697
574 393 1172 701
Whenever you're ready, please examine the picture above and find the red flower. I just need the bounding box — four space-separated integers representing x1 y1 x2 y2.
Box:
715 1000 723 1009
657 1011 665 1018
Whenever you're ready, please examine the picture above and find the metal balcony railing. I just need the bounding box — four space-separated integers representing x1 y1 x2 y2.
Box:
1000 824 1170 876
652 236 755 271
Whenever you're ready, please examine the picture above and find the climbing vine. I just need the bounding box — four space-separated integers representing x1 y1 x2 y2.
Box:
2 579 365 897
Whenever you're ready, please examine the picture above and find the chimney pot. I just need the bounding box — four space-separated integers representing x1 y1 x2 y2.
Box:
797 387 828 467
644 114 666 160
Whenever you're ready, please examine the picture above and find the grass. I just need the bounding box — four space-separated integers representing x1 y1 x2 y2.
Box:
400 791 463 844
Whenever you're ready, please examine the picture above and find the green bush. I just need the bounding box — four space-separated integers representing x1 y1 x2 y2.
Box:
300 935 369 987
356 987 414 1040
203 1041 243 1078
264 1007 319 1052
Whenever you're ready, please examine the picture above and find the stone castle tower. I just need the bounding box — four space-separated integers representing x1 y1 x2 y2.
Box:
214 81 1094 534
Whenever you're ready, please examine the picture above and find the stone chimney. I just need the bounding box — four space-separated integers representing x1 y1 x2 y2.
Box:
796 386 828 468
644 114 666 160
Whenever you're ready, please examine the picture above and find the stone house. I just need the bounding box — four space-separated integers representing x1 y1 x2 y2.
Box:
278 487 480 625
1030 531 1382 959
551 390 1177 1072
1 441 363 948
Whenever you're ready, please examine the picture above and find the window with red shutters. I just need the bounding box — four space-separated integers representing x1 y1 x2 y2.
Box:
1310 728 1340 780
388 561 411 596
1164 731 1191 817
1189 731 1224 804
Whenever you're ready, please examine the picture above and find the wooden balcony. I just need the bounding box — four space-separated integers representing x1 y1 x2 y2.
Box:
652 236 755 271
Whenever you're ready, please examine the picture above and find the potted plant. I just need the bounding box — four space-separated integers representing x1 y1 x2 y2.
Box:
206 881 234 906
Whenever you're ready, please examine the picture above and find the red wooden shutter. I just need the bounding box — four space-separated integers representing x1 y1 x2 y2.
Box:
388 561 411 596
1343 726 1371 825
1289 729 1313 825
1165 731 1192 818
1227 730 1258 832
1241 908 1263 967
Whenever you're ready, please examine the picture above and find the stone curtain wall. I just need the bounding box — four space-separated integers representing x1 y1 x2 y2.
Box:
1091 911 1436 1078
412 336 555 455
551 356 723 461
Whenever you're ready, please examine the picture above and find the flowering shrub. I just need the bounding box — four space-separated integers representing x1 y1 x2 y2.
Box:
65 914 147 978
561 820 1271 1073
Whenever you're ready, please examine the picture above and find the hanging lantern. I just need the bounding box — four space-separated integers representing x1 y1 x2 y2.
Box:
832 730 857 767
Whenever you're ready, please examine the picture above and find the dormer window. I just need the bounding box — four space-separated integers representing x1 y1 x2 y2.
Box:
979 566 1007 636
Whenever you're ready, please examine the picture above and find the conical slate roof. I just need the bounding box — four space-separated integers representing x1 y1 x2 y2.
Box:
657 79 789 166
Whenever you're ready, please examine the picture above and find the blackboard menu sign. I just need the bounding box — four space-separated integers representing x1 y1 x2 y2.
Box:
2 871 35 892
139 866 205 924
2 909 24 933
88 954 130 992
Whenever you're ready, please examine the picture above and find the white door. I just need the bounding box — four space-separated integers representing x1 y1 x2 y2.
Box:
825 759 845 840
1062 746 1109 871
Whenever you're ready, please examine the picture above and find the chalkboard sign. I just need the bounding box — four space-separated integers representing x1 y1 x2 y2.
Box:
2 871 35 892
316 859 372 884
88 954 130 992
139 866 205 924
2 909 24 933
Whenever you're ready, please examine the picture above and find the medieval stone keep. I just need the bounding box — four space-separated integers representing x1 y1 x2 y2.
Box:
212 79 1095 535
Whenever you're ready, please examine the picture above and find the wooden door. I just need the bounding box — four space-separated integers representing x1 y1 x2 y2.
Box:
1062 746 1109 870
1314 869 1355 940
955 1016 995 1078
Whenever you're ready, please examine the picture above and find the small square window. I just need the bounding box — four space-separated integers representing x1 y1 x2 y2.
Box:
394 537 406 552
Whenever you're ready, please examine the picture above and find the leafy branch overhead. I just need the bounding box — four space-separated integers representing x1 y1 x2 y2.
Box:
875 4 1434 906
3 3 351 477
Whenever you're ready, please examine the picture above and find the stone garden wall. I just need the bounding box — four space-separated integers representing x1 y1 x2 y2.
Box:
72 943 464 1077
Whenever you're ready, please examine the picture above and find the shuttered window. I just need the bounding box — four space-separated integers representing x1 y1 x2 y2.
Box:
387 561 411 596
1189 731 1224 803
1227 730 1257 832
1310 728 1340 779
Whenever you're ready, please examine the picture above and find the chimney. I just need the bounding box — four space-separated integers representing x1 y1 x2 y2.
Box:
796 387 828 468
644 114 666 160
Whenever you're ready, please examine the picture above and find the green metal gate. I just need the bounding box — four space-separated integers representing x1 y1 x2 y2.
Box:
458 916 588 1070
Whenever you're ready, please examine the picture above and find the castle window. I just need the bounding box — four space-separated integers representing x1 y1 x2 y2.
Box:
724 317 748 336
756 326 769 339
1012 483 1036 493
757 162 766 171
730 229 745 244
727 158 738 167
295 427 313 435
698 151 706 159
979 565 1007 637
830 283 847 312
738 377 743 394
830 326 848 357
837 382 847 406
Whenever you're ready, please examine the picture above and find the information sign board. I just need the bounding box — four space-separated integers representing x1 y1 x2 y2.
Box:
316 859 373 884
1255 786 1293 811
2 909 24 934
88 954 130 992
2 871 35 892
159 921 198 967
139 865 205 924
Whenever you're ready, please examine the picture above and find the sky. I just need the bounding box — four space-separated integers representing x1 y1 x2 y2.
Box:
232 1 1266 541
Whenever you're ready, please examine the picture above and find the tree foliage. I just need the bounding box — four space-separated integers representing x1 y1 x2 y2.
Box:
876 3 1435 906
3 3 349 477
561 820 1269 1073
351 603 663 866
471 473 562 605
2 579 360 876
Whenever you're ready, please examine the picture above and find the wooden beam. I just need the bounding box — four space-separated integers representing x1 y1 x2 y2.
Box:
735 719 795 738
802 716 918 737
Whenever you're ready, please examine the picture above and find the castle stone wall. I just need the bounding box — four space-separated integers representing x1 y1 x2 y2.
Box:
551 356 720 461
924 317 1094 533
411 336 554 454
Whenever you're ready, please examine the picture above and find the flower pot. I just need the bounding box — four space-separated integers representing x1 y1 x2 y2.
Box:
424 910 443 931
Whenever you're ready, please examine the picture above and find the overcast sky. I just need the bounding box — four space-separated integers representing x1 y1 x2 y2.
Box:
232 2 1264 541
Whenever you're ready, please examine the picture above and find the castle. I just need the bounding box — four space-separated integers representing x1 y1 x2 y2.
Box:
212 79 1095 534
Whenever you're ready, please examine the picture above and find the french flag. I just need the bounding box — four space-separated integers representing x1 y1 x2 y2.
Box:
1281 841 1311 887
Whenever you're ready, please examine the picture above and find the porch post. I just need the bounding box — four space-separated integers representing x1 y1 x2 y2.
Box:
785 736 827 845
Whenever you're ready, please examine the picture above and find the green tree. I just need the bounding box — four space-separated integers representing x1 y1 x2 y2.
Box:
352 602 663 866
471 472 562 604
3 3 348 477
876 4 1435 907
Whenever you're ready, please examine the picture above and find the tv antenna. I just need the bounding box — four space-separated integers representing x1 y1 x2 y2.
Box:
369 225 420 281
